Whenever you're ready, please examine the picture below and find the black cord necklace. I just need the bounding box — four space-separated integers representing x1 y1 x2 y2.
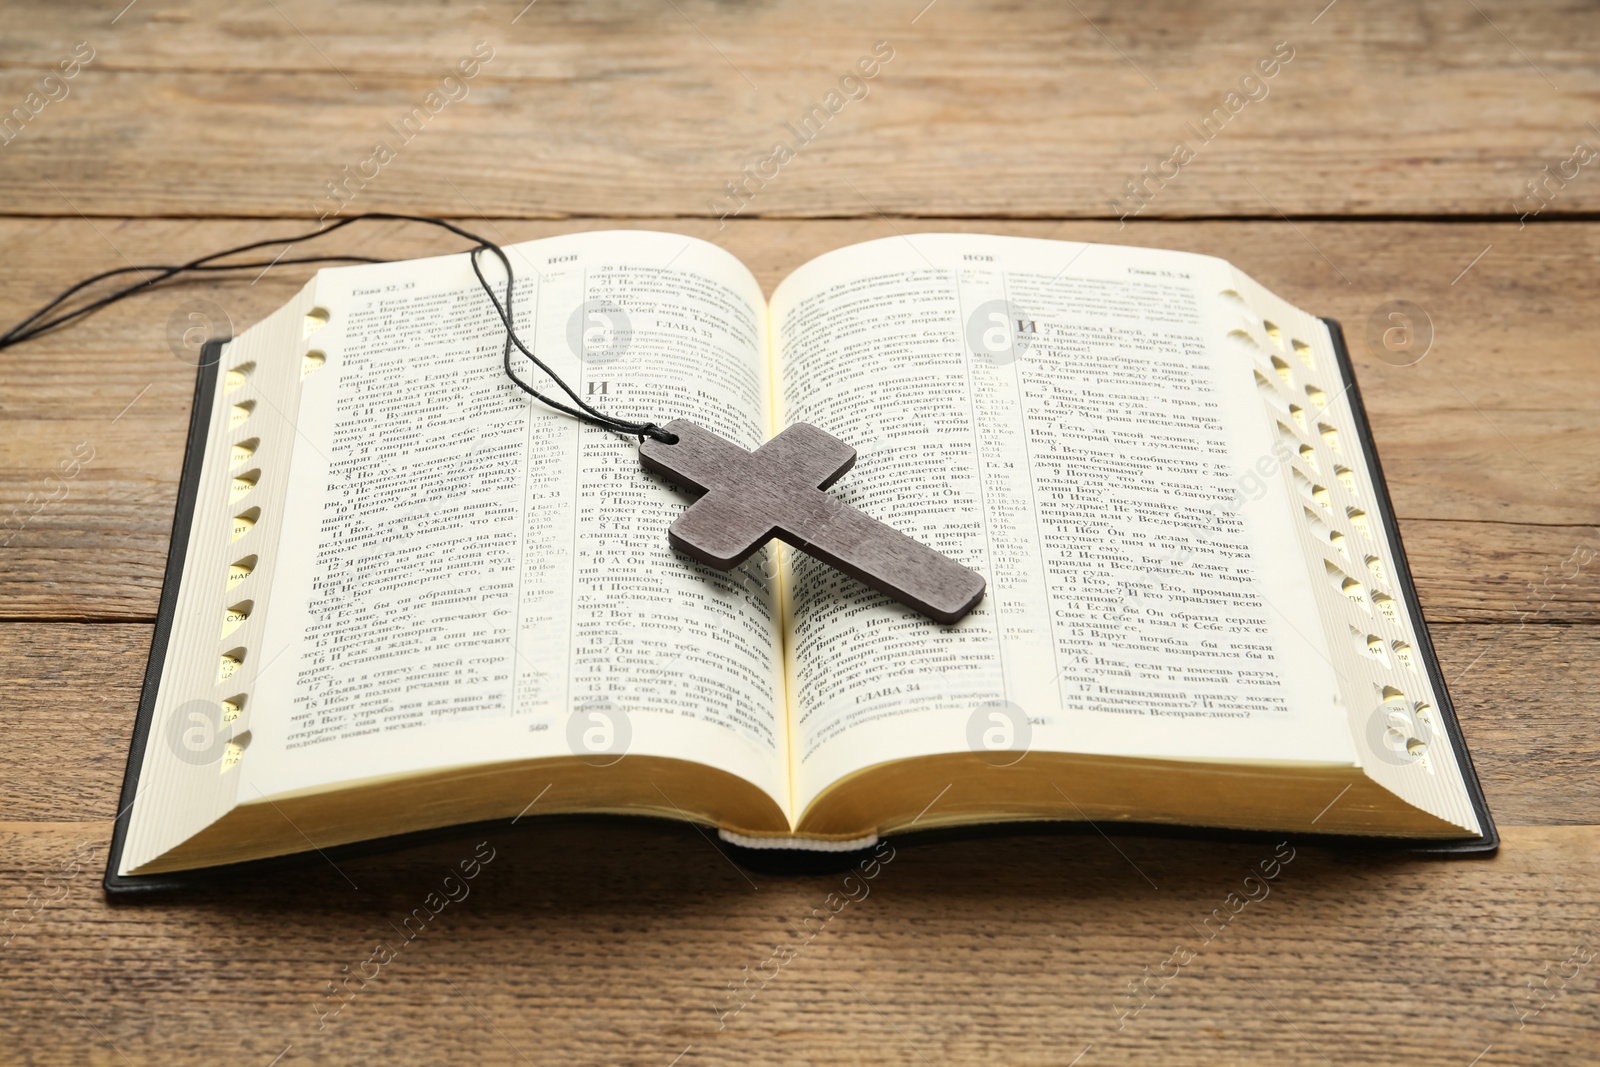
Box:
0 213 986 621
0 212 678 444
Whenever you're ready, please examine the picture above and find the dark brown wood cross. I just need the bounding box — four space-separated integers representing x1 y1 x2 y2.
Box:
639 419 986 624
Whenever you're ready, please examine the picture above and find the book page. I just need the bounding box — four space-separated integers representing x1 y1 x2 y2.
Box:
771 234 1359 816
240 231 790 812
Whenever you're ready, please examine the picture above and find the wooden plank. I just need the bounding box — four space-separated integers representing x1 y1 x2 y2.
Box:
0 1 1596 217
0 624 148 821
2 219 1596 620
0 818 1594 1065
1 622 1594 828
1405 520 1600 626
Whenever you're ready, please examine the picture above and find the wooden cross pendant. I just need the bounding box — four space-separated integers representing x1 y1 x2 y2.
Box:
639 419 986 624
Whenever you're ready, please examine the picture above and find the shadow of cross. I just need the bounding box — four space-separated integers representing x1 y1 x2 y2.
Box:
639 419 986 624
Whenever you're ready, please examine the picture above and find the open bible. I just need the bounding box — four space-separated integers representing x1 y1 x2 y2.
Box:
107 230 1496 889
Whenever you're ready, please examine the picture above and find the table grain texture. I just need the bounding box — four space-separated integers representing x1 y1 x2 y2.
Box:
2 2 1598 1065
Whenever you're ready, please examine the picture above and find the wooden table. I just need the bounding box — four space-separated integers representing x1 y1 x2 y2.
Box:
3 2 1598 1063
